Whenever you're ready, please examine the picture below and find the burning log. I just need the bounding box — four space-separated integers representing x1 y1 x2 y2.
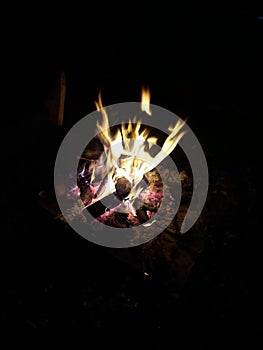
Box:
87 193 120 218
136 207 149 223
115 176 132 200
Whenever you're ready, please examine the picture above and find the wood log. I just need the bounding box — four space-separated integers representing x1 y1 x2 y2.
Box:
115 176 132 200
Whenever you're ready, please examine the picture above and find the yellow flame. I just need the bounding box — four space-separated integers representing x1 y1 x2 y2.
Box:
88 162 96 184
79 164 85 177
141 87 152 116
94 89 186 201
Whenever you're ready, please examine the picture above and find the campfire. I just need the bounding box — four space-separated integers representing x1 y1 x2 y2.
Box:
76 88 186 228
43 87 209 282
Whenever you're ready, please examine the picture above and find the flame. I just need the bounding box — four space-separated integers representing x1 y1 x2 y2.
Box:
94 89 186 202
141 87 152 116
90 167 96 184
79 163 86 178
78 161 96 184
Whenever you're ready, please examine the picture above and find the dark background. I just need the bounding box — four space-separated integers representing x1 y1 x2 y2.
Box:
1 3 262 333
4 5 262 161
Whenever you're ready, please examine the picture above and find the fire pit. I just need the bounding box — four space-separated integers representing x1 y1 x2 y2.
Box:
70 88 186 230
41 88 208 286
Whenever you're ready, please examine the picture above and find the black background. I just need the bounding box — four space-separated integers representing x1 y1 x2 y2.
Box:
1 3 262 333
4 4 262 162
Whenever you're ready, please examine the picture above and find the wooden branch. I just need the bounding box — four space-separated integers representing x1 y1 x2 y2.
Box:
58 71 66 127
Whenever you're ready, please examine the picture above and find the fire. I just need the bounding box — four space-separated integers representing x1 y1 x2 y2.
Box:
94 89 186 203
141 87 152 116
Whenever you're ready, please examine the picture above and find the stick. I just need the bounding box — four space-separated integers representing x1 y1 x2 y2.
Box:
58 71 66 126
